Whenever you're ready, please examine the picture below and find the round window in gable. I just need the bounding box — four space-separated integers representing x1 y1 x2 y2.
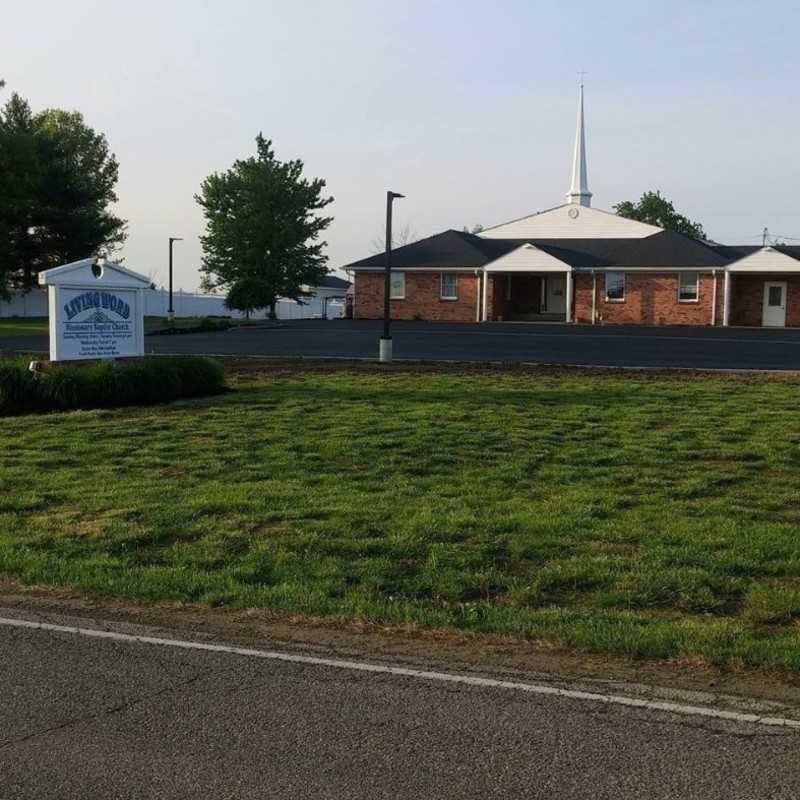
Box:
92 260 103 278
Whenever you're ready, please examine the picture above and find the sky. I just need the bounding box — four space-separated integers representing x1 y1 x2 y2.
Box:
3 0 799 290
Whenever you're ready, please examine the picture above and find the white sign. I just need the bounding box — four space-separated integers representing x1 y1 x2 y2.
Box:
38 258 151 362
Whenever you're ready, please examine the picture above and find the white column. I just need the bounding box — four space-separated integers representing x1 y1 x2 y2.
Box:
591 270 597 324
711 270 717 326
565 270 573 323
722 270 731 327
482 272 489 321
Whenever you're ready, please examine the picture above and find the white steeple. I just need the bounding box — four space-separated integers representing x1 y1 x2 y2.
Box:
565 81 592 207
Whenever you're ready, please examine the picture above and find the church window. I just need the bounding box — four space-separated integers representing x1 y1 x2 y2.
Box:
390 271 405 299
440 273 458 300
679 272 699 302
606 271 625 301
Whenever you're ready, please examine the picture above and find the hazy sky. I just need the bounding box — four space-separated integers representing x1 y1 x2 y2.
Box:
3 1 799 290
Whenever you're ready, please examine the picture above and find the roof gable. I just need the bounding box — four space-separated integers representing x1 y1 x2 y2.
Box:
479 204 663 240
484 244 572 272
726 246 800 272
38 258 151 288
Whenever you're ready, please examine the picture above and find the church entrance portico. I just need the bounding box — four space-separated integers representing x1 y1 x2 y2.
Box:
481 243 574 323
489 273 568 322
509 274 543 317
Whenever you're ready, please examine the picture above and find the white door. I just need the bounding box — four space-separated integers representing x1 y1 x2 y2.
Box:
762 282 787 327
546 275 566 314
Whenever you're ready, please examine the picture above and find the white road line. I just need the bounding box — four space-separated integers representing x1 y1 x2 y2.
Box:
2 615 799 731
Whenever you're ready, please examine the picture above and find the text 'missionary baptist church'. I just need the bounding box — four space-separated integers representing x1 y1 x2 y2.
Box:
346 85 800 328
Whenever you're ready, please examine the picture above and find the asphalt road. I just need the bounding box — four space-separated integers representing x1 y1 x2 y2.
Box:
2 611 799 799
6 319 800 369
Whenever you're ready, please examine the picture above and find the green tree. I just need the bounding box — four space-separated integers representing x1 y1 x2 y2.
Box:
0 89 38 296
0 87 126 294
32 108 126 272
224 277 275 318
196 135 333 315
614 191 705 239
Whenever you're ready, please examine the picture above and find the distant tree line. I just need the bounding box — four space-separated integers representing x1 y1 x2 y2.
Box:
0 80 126 298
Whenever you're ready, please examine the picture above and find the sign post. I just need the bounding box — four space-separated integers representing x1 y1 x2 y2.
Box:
38 258 151 362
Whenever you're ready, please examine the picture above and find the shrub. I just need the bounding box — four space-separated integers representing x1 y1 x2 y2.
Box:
197 317 231 332
0 360 41 412
0 356 225 415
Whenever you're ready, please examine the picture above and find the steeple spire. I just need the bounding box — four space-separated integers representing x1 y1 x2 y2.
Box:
566 80 592 207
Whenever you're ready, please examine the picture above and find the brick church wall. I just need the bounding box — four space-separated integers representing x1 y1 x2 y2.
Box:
354 271 480 322
355 270 800 327
574 272 717 326
728 274 800 327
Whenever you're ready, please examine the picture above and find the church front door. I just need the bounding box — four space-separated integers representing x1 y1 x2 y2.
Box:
508 275 543 318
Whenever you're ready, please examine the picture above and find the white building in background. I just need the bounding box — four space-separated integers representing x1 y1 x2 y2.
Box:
1 274 352 321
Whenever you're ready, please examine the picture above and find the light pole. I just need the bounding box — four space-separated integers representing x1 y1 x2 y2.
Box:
380 191 405 363
168 236 183 322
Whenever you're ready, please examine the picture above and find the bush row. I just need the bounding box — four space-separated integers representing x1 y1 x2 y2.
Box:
0 355 225 415
146 317 232 336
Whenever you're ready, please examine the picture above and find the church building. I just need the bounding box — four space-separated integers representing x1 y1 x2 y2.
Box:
346 86 800 328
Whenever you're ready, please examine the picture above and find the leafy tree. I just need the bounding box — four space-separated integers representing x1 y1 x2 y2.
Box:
198 274 218 294
614 191 705 239
0 89 38 296
224 277 275 318
0 87 126 294
196 135 333 315
32 109 126 272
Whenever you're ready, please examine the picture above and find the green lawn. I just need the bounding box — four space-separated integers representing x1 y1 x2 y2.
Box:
0 317 49 337
0 316 227 338
3 364 800 670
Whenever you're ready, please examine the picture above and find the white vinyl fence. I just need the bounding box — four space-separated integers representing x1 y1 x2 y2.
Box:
1 288 346 321
0 289 48 318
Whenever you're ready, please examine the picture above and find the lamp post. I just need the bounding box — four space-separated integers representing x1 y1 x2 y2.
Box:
168 237 183 322
380 191 405 363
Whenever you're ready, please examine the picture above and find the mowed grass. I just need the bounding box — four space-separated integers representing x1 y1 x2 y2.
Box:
0 318 49 337
2 364 800 670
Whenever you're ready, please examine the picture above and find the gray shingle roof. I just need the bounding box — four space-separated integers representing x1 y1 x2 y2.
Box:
317 274 351 289
345 230 504 270
711 245 800 263
344 229 734 270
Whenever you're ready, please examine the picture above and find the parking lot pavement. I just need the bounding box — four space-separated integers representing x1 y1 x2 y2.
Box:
6 319 800 369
